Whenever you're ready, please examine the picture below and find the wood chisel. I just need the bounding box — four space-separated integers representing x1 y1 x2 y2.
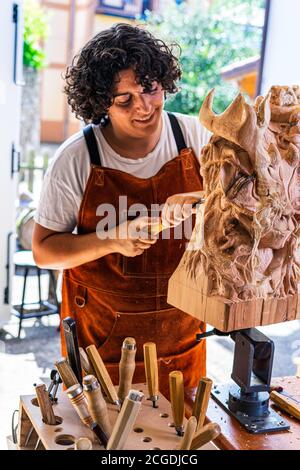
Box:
86 344 120 407
150 193 205 236
118 337 136 405
55 358 78 389
106 390 144 450
75 437 92 450
190 422 221 450
62 317 82 385
143 342 159 408
192 377 213 430
79 347 95 376
35 383 57 425
66 383 109 447
169 371 185 436
270 390 300 420
177 415 197 450
83 374 112 437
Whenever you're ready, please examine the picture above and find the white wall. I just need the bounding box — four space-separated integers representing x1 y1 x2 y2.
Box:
260 0 300 94
0 0 23 326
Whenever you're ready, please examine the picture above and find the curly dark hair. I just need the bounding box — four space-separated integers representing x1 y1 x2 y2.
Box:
64 23 181 124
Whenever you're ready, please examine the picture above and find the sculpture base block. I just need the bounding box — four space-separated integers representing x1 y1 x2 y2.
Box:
168 271 300 331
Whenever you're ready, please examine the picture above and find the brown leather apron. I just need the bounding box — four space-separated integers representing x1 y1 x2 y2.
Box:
61 113 206 398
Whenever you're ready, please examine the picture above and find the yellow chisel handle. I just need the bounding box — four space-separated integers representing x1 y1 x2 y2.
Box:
86 344 120 407
107 390 144 450
192 377 213 430
190 422 221 450
177 415 197 450
169 371 185 436
83 374 112 437
118 337 136 405
270 391 300 420
143 342 159 407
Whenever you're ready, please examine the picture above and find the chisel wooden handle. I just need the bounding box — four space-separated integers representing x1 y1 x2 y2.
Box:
86 344 120 406
66 384 94 427
178 416 197 450
83 375 112 436
169 371 185 436
66 383 108 447
79 347 95 376
143 342 159 408
35 384 57 425
55 358 78 389
75 437 92 450
192 377 213 430
190 422 221 450
107 390 144 450
270 391 300 420
118 337 136 404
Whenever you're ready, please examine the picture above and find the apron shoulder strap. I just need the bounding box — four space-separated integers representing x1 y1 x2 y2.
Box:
167 112 187 153
83 125 102 166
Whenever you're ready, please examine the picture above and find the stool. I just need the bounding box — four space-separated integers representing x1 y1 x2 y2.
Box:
12 250 60 338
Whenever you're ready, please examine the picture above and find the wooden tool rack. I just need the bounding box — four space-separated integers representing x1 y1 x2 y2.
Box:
13 382 217 451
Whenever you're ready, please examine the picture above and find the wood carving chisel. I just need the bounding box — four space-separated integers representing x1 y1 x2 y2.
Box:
143 342 159 408
83 374 112 437
151 193 205 236
270 390 300 420
86 344 120 407
66 383 109 447
35 383 57 425
190 422 221 450
79 347 95 376
106 390 144 450
118 337 136 405
177 415 197 450
55 358 78 389
192 377 213 430
169 371 185 436
62 317 82 385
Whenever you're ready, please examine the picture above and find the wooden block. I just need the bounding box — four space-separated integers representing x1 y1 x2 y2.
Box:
169 268 299 331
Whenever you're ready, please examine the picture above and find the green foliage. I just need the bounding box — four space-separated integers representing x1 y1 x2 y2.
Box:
23 0 48 70
143 0 265 114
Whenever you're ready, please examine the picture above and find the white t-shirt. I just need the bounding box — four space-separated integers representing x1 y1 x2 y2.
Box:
35 111 211 232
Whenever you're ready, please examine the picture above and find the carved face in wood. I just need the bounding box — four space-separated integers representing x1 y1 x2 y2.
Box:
192 85 300 301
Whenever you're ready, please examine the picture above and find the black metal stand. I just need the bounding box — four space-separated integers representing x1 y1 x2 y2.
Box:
197 327 290 434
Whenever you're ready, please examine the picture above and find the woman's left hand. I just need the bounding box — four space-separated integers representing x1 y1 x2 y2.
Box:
161 191 204 228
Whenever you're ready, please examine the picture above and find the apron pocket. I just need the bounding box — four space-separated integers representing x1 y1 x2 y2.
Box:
61 276 118 351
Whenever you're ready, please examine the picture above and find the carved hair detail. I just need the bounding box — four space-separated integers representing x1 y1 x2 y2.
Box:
184 85 300 302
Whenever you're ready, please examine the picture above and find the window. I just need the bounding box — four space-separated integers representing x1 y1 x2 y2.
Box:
96 0 152 19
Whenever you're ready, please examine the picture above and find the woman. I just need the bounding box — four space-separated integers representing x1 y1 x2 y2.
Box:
32 23 211 396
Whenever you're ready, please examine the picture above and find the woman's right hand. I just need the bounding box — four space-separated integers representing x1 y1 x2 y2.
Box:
102 216 159 257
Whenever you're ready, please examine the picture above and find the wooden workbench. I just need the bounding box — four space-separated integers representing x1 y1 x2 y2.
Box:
185 376 300 450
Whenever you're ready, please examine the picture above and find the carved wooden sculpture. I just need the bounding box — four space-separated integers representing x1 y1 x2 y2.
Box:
168 85 300 331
